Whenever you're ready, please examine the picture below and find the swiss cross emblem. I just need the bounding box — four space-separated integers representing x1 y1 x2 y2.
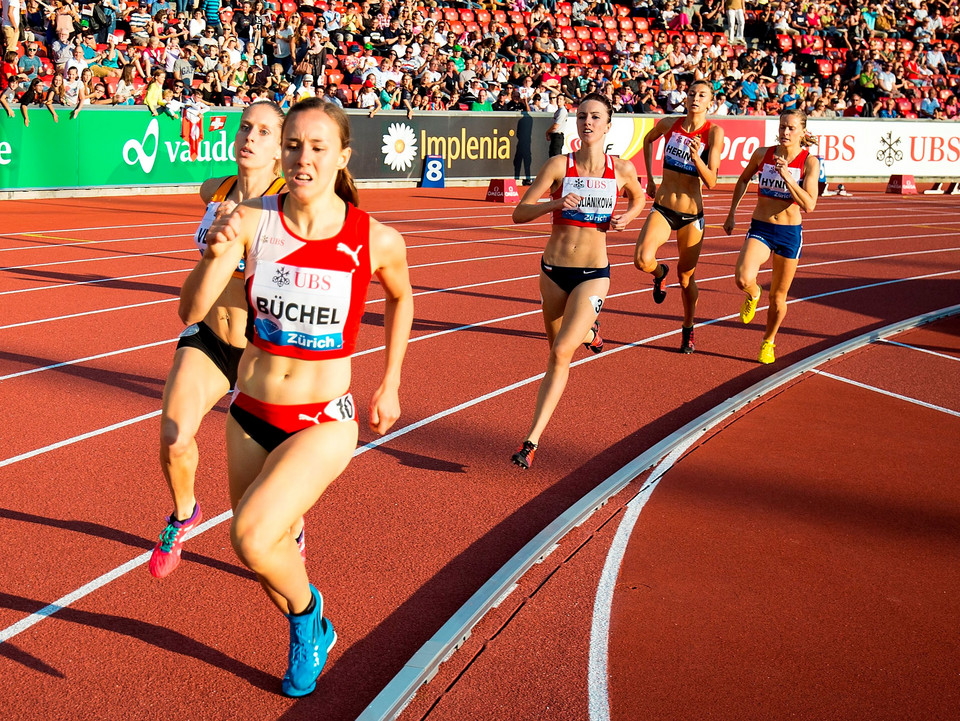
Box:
209 115 227 132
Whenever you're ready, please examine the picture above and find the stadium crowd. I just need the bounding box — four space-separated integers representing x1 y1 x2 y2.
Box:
1 0 959 121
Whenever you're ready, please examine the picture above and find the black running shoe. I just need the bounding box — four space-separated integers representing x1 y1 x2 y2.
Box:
680 325 695 354
511 440 537 469
583 320 604 354
652 263 669 304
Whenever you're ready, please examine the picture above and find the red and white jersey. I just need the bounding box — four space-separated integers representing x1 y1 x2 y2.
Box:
552 153 619 231
756 147 809 203
662 117 711 177
244 195 373 360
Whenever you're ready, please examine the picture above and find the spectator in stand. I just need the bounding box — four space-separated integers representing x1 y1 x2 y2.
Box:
113 63 140 104
875 96 900 117
725 0 745 45
126 0 153 41
379 77 399 108
201 0 220 32
144 67 167 115
18 43 43 81
843 90 869 116
16 76 44 125
2 0 19 55
51 28 73 71
357 76 381 115
919 87 941 117
571 0 600 28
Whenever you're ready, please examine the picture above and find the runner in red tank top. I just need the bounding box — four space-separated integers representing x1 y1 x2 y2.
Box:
633 80 724 353
509 93 645 470
150 102 287 580
180 98 413 698
723 109 820 365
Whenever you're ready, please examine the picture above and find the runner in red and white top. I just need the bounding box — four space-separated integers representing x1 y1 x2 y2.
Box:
723 109 820 365
634 80 724 353
180 98 413 698
509 92 645 470
150 101 286 580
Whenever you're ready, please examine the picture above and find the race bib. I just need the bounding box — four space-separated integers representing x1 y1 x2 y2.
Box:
250 261 353 352
758 162 801 200
560 176 618 224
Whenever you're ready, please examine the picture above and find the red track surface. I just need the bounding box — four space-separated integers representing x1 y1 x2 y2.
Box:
1 186 958 720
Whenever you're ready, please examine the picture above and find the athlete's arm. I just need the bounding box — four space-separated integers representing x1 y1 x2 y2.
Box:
723 146 765 235
368 220 413 436
179 202 254 324
641 117 670 198
610 158 646 231
692 124 724 190
512 154 570 224
780 153 819 213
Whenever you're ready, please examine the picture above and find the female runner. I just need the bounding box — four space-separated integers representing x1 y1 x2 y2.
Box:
149 101 287 579
723 109 819 364
510 93 644 470
180 97 413 696
634 79 723 353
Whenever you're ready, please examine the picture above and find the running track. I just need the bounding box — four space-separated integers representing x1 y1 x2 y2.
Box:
1 186 958 720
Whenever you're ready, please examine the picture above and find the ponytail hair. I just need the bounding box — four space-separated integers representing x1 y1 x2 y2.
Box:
283 98 360 207
781 108 817 147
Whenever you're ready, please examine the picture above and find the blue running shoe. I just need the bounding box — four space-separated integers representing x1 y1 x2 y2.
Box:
281 585 337 697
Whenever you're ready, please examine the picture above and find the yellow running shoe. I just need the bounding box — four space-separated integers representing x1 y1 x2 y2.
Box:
758 340 776 364
740 291 760 324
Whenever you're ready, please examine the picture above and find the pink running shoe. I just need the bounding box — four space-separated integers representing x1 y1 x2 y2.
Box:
149 503 202 579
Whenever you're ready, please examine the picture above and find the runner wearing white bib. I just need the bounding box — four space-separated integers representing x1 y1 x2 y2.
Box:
510 93 645 470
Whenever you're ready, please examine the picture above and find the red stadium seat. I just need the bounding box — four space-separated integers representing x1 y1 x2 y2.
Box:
634 18 648 31
476 10 491 23
557 2 572 15
493 10 507 23
616 4 630 16
561 26 575 39
591 28 606 41
576 27 591 40
449 21 465 33
327 70 343 84
683 31 697 45
460 9 475 22
443 8 458 21
555 14 570 26
816 58 833 76
619 18 633 30
565 38 580 52
778 34 792 51
508 11 523 24
698 32 713 45
623 31 636 42
602 15 617 29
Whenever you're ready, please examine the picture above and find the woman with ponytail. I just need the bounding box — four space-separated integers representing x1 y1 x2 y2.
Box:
722 109 820 365
180 97 413 697
150 100 288 580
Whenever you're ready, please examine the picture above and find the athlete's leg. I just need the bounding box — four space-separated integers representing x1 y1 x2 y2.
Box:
228 418 358 615
633 210 672 275
734 236 772 300
763 254 799 344
160 346 231 520
524 276 609 446
675 221 705 328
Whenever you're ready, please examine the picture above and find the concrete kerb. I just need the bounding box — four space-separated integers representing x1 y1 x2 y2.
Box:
357 302 960 721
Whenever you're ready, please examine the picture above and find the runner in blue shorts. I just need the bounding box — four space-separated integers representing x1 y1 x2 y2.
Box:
723 109 820 365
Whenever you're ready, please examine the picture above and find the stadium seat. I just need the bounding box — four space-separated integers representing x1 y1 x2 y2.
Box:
576 27 591 40
460 9 475 22
616 4 630 16
634 18 648 31
508 11 523 24
560 26 575 39
493 10 507 24
591 28 606 41
443 8 458 21
619 18 633 30
602 16 617 30
816 58 832 76
476 10 491 24
555 14 570 27
327 70 343 84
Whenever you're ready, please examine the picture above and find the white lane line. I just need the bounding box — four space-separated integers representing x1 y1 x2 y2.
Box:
0 234 194 255
811 370 960 417
0 339 177 382
879 339 960 362
0 410 162 469
2 270 958 648
0 510 231 645
0 269 189 297
588 432 706 721
0 246 192 273
0 298 177 331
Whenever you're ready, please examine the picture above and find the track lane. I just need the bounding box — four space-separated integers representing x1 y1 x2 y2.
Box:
1 188 958 720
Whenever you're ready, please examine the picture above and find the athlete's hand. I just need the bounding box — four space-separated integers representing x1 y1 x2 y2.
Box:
688 134 702 158
775 156 790 179
559 192 582 211
645 177 657 199
369 384 400 435
722 214 735 236
205 211 243 257
216 199 237 218
609 214 629 231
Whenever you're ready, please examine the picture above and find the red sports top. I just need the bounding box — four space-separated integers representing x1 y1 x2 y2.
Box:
244 195 373 360
661 117 711 176
756 147 809 204
551 153 619 231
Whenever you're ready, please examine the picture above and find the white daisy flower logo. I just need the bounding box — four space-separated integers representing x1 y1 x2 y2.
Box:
381 123 418 172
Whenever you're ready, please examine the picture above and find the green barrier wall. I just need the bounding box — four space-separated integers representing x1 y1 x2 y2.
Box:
0 108 242 190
